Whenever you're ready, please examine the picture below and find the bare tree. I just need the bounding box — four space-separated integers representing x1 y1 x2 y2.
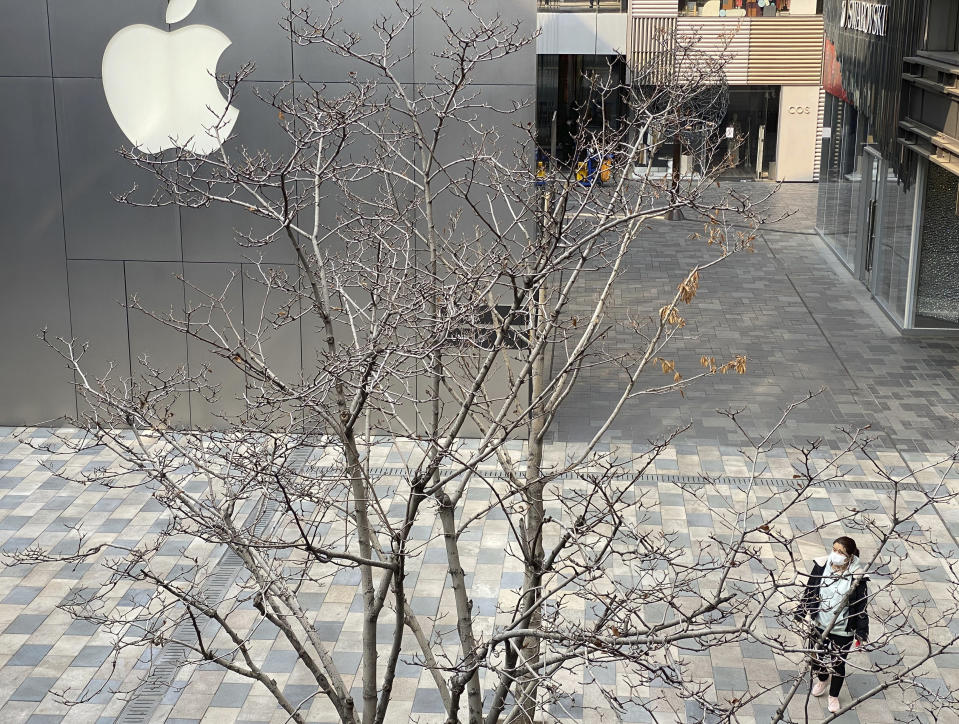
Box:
8 2 959 723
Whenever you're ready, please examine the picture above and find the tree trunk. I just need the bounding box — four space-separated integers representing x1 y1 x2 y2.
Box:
515 268 550 724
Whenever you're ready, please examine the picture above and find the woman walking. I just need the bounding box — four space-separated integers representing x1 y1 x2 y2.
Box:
795 536 870 714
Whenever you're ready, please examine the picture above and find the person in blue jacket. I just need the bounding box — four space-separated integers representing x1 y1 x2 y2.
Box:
795 536 870 714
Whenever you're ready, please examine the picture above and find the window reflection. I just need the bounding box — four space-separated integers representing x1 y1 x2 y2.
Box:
915 163 959 328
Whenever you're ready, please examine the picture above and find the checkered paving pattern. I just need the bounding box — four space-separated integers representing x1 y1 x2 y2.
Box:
1 432 959 723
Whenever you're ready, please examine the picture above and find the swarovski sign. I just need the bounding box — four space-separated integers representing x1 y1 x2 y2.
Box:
840 0 889 37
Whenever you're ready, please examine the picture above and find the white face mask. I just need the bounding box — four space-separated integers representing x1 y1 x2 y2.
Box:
828 551 849 567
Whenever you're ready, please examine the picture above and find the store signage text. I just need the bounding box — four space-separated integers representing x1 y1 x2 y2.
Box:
788 105 812 115
840 0 888 38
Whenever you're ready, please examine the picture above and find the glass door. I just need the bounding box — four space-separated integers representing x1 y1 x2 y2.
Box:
858 148 883 286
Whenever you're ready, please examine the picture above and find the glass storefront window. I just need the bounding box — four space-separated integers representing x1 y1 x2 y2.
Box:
915 163 959 328
873 164 916 324
715 87 779 180
816 94 871 272
536 54 626 163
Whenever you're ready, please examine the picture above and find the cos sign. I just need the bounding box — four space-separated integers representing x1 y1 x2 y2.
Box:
788 106 812 115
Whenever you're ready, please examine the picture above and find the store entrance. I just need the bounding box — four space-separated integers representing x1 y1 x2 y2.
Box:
716 87 779 180
536 54 627 163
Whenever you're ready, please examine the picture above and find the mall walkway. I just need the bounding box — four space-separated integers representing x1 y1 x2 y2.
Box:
553 182 959 455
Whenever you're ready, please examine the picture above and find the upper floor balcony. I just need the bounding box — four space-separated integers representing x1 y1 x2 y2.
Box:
623 0 820 16
537 0 628 12
678 0 819 16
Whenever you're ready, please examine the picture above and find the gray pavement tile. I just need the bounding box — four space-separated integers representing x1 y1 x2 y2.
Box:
71 646 113 668
161 682 186 706
0 515 31 530
712 666 748 690
55 561 94 579
739 640 775 660
26 716 64 724
10 677 58 702
2 537 37 553
249 620 280 640
806 497 836 512
78 680 117 706
332 568 361 585
3 586 43 605
477 547 504 563
8 644 53 667
116 588 153 608
281 684 317 710
422 547 446 563
65 618 100 636
500 571 524 588
330 651 363 674
412 686 447 713
831 711 860 723
44 497 73 511
209 682 252 708
659 493 684 506
586 662 616 686
685 700 721 724
409 597 440 616
139 498 165 512
314 621 344 642
262 649 299 673
472 597 498 616
0 495 28 508
549 692 583 719
97 518 132 533
5 614 48 635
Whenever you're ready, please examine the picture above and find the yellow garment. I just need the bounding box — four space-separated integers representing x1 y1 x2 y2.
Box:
599 158 612 183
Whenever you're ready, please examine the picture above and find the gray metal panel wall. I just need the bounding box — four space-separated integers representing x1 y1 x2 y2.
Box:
178 81 297 265
67 260 132 387
0 1 52 77
54 77 182 261
124 261 191 424
0 77 74 423
0 1 535 426
292 0 416 84
182 263 248 427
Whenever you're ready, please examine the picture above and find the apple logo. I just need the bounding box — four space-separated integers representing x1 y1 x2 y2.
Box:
102 0 239 155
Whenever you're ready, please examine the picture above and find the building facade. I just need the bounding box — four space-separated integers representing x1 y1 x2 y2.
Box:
535 1 630 160
628 0 825 181
816 0 959 331
0 1 535 426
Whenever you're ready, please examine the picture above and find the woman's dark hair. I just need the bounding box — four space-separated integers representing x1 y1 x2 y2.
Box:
834 536 860 558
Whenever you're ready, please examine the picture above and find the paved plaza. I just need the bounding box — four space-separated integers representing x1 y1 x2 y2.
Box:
555 182 959 454
1 433 958 724
2 183 959 723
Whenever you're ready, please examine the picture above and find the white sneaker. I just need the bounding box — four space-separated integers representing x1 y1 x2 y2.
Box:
811 678 828 697
828 696 841 713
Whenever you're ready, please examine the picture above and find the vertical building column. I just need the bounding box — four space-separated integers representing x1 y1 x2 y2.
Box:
776 86 822 181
